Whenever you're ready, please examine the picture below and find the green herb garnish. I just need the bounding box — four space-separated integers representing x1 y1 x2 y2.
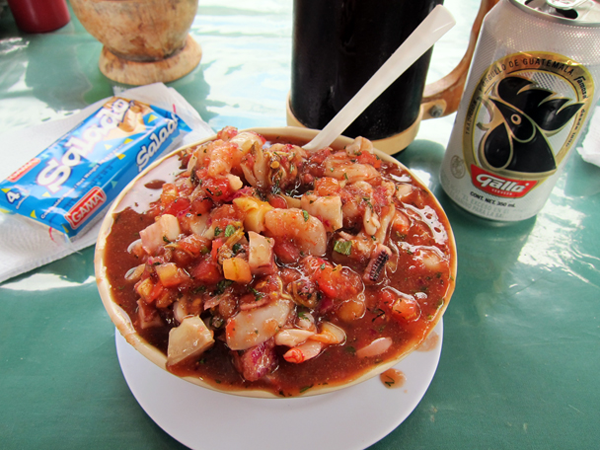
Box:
333 240 352 256
224 224 236 237
214 279 233 295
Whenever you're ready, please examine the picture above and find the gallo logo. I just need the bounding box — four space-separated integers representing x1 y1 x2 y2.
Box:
65 186 107 229
471 165 537 198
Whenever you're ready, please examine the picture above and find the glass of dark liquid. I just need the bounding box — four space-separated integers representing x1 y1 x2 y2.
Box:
288 0 497 154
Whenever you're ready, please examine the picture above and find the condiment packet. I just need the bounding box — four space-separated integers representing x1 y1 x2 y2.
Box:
578 104 600 167
0 83 214 284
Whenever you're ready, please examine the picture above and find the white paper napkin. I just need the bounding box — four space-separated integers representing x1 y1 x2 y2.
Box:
578 104 600 167
0 83 214 284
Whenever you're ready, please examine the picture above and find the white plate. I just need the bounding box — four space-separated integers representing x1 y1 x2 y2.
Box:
116 320 443 450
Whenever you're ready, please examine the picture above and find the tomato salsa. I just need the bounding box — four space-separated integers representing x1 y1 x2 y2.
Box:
103 127 455 396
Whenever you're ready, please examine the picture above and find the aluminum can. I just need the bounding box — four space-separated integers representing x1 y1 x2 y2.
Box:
440 0 600 221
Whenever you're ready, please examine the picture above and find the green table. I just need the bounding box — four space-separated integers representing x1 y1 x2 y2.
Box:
1 1 599 449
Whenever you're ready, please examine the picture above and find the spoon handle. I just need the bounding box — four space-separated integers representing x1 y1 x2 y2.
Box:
302 5 456 151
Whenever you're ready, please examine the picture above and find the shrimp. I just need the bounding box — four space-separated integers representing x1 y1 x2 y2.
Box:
324 156 380 184
344 136 374 156
301 193 343 232
283 340 324 364
207 141 238 177
264 208 327 256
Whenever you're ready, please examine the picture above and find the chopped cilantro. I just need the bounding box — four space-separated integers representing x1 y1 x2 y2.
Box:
251 288 265 301
333 240 352 256
214 279 233 295
192 285 206 294
214 226 222 236
225 224 236 237
302 210 309 222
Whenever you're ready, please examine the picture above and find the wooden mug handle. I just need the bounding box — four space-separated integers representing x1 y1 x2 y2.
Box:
421 0 500 120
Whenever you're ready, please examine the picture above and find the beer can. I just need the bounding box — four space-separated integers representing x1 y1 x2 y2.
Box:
440 0 600 221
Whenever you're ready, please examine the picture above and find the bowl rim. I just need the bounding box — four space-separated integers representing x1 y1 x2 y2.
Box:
94 126 457 399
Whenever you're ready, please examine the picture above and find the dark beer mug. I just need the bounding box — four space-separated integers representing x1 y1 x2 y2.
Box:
287 0 498 154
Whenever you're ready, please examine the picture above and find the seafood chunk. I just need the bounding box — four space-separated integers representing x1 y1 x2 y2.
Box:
139 214 180 255
363 244 392 283
356 337 392 358
264 208 327 256
275 328 315 347
324 158 380 184
248 231 276 275
225 299 293 351
283 340 324 364
301 193 343 232
232 339 277 382
167 316 214 366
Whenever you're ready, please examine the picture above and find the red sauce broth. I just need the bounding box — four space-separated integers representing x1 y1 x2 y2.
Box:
103 131 454 397
380 368 406 389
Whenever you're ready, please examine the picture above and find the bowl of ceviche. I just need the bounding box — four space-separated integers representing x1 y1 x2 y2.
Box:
94 126 457 398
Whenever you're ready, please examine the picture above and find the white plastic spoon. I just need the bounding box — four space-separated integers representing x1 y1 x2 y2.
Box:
302 5 456 151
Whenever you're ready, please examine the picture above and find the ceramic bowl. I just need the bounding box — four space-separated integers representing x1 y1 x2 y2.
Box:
94 126 457 398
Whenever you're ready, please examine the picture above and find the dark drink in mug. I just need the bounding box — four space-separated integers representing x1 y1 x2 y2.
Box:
290 0 443 144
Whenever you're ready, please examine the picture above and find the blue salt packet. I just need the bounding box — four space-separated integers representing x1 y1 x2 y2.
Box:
0 97 191 238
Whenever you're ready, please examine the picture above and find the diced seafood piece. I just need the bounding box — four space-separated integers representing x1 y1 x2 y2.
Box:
324 158 380 184
207 141 237 177
374 205 396 243
127 239 144 258
283 340 324 364
229 131 266 152
167 316 214 366
232 339 277 382
225 299 293 351
310 321 346 345
227 174 244 191
363 244 392 283
301 193 343 232
248 231 276 275
296 311 316 331
137 299 163 329
363 203 380 236
274 328 315 347
139 214 181 255
124 264 145 282
264 208 327 256
355 337 392 358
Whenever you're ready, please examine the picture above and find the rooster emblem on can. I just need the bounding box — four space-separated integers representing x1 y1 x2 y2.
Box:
478 76 584 174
